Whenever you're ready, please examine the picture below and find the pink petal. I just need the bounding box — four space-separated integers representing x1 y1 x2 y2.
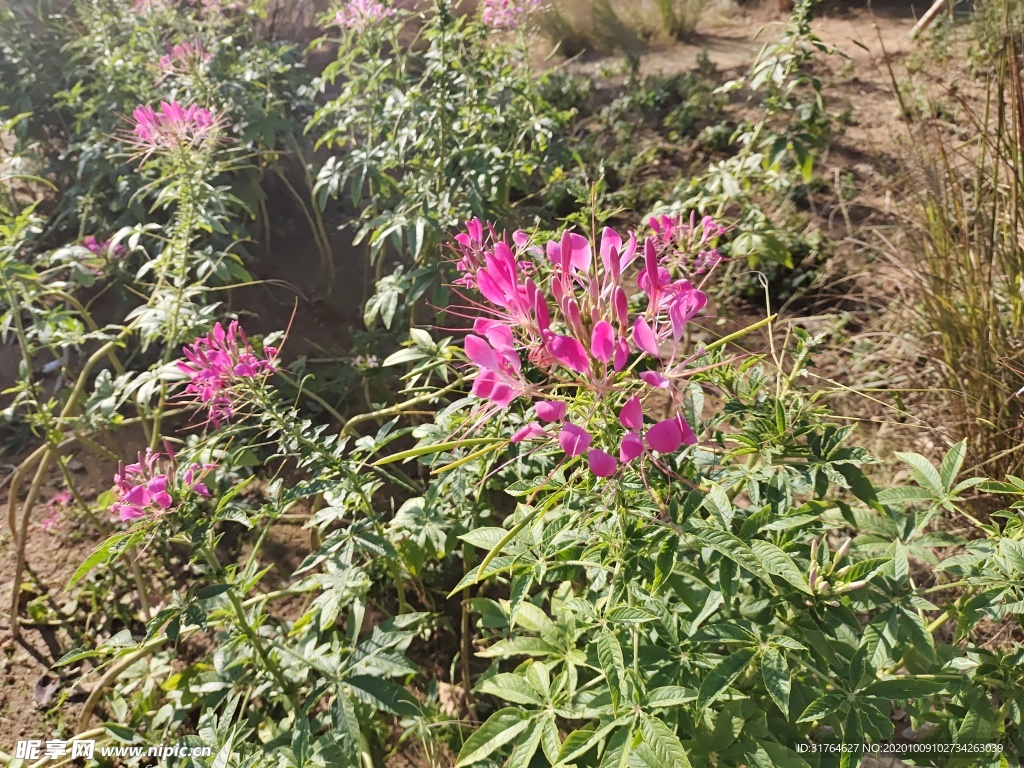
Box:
588 449 617 477
465 334 498 371
619 432 644 463
511 423 546 443
536 401 567 422
632 317 661 359
558 424 592 457
599 227 622 272
561 231 592 272
646 418 683 454
676 414 698 446
640 370 670 388
549 335 590 373
614 337 630 372
591 321 615 364
619 396 643 431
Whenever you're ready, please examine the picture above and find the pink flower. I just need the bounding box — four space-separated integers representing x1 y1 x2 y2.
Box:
333 0 395 29
110 448 215 522
128 101 221 156
158 40 212 75
178 321 278 428
558 424 592 457
480 0 540 29
588 449 617 477
82 236 127 259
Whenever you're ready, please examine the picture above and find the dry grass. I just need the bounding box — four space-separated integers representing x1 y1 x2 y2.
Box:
879 38 1024 477
537 0 719 56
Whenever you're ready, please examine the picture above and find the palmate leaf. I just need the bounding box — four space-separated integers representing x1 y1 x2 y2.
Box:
455 708 531 767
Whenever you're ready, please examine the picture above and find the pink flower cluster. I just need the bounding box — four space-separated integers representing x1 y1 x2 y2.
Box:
454 216 715 478
83 236 127 259
178 321 278 428
480 0 541 29
130 101 220 156
332 0 395 29
134 0 171 11
649 212 726 274
111 448 214 522
158 40 212 74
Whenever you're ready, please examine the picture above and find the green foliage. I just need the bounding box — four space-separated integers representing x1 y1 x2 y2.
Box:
310 0 567 327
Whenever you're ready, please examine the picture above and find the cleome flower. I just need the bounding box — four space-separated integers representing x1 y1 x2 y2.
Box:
177 321 278 428
480 0 541 30
83 236 127 259
127 100 222 158
452 214 720 478
332 0 395 30
158 40 212 76
110 447 215 523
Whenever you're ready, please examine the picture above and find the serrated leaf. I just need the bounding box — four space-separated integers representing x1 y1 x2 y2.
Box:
760 647 790 716
475 673 544 706
939 440 967 490
459 527 510 551
749 540 810 593
697 648 755 711
455 708 530 766
477 637 558 658
862 678 945 699
646 686 697 708
797 691 847 723
639 716 692 768
893 451 944 496
597 629 626 712
346 675 421 716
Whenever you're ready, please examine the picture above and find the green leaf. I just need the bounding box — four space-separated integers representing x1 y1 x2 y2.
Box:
346 675 421 716
505 718 543 768
67 532 137 589
458 527 510 551
689 525 770 584
196 584 232 600
477 637 558 658
639 716 692 768
475 673 544 706
646 686 698 708
893 451 944 496
455 708 530 766
215 477 255 515
797 691 847 723
555 718 629 766
760 647 790 716
749 540 810 593
862 678 946 699
939 440 967 490
597 629 626 712
696 648 755 711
